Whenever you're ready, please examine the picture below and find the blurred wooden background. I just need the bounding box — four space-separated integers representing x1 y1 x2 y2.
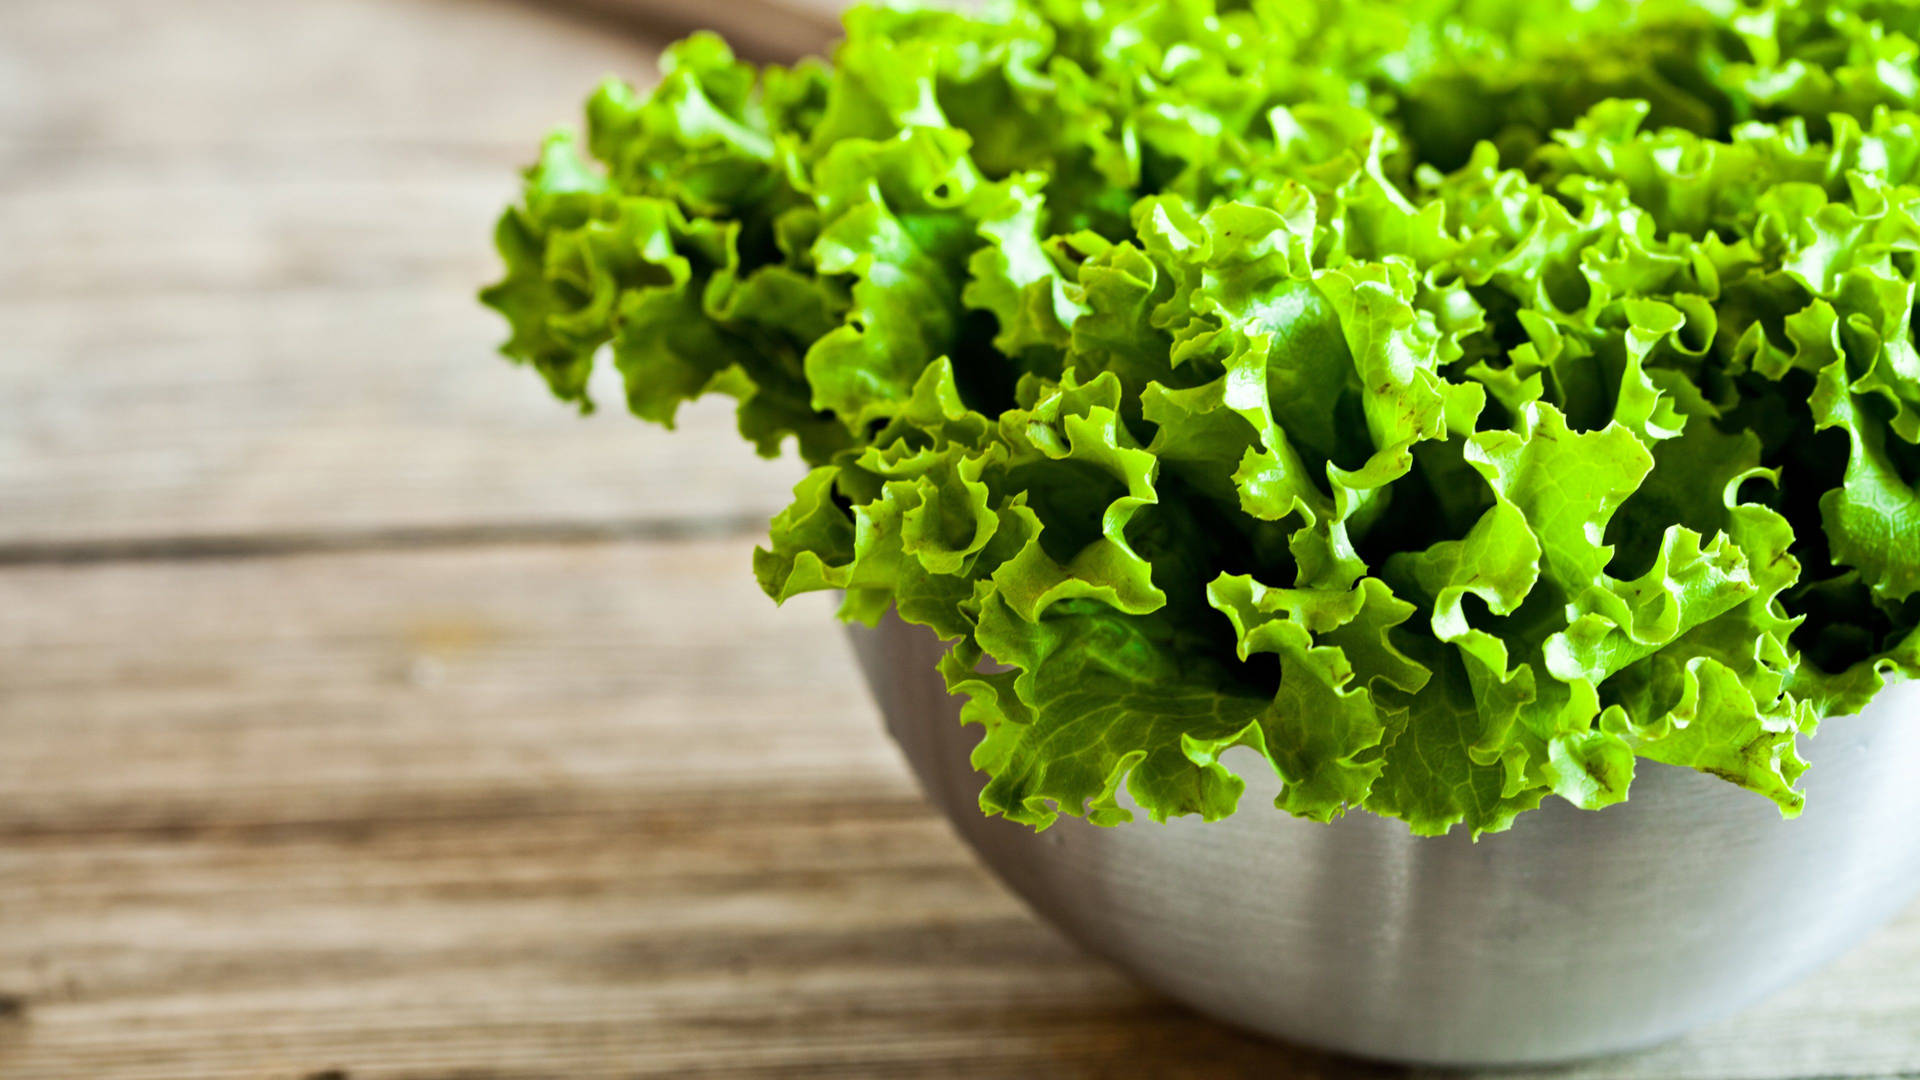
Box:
3 0 1920 1076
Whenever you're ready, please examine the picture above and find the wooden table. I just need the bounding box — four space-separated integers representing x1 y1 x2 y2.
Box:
3 0 1919 1076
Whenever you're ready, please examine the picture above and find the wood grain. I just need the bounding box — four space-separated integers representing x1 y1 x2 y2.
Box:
0 538 1368 1080
0 0 799 550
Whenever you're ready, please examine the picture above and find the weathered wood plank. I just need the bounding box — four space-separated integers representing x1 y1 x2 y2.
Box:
0 0 801 549
0 538 1359 1079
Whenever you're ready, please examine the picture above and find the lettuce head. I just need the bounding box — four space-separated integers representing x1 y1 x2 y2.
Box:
483 0 1920 835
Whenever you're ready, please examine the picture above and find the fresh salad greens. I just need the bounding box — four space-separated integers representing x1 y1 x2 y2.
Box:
484 0 1920 834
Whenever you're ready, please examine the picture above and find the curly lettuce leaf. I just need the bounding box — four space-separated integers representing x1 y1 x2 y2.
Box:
487 0 1920 836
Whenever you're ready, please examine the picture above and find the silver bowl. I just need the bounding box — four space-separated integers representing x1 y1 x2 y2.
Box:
848 614 1920 1066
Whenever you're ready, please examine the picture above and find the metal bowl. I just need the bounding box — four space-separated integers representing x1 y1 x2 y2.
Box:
848 614 1920 1066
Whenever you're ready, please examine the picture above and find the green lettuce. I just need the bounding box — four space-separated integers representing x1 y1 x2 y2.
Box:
484 0 1920 835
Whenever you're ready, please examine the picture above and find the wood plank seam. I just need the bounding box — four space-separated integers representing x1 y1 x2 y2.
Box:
0 513 769 567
